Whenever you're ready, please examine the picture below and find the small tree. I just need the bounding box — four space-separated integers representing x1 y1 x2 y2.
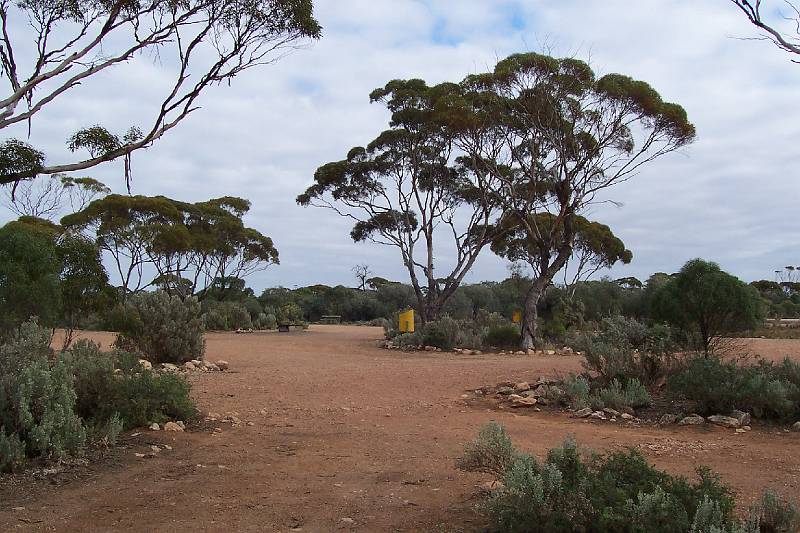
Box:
2 175 110 220
651 259 765 355
352 264 371 291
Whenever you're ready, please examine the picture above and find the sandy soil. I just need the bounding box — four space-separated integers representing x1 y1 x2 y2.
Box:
1 327 799 532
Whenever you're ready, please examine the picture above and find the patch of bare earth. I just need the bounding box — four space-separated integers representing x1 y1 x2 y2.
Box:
1 327 798 531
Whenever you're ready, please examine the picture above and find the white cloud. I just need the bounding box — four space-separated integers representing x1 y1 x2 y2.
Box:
3 0 799 290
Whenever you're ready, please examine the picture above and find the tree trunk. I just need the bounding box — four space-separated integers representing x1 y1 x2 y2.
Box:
520 280 546 350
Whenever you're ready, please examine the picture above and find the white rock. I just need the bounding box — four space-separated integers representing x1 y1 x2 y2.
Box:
707 415 740 428
573 407 592 418
138 359 152 371
791 421 800 432
678 415 705 426
163 421 184 432
149 423 160 431
182 362 196 372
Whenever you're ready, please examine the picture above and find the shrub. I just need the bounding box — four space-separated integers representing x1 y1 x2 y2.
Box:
457 423 790 533
669 356 800 420
66 342 197 430
202 302 253 331
561 374 591 409
393 331 421 348
115 291 205 364
484 324 521 349
422 320 453 350
591 378 651 411
0 321 86 472
367 317 391 329
578 315 677 384
276 302 304 324
253 312 277 330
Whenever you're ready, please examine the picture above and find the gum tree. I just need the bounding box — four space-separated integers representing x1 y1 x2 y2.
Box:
297 80 503 323
444 53 695 348
0 0 320 190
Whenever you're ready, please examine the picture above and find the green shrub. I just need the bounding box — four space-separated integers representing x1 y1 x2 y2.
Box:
591 378 652 411
669 356 800 420
0 321 86 472
253 312 277 330
457 423 790 533
66 343 196 430
114 291 205 364
561 374 591 409
484 324 521 349
393 332 421 348
202 302 253 331
276 302 304 324
422 320 454 350
578 315 677 384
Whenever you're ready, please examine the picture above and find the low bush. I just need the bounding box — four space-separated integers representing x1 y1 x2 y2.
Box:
484 325 521 349
114 291 205 364
577 315 678 384
393 331 421 348
253 312 277 330
457 422 796 533
0 321 197 472
669 355 800 420
202 302 253 331
0 321 86 472
422 320 454 350
591 378 651 411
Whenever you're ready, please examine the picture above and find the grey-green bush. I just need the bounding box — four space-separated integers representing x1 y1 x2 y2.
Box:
115 291 205 364
0 321 86 472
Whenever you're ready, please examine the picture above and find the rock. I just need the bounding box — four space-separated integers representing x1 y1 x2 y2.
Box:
190 359 203 367
707 415 740 428
176 421 186 430
590 411 607 420
526 349 536 355
461 349 473 355
659 414 678 425
678 415 705 426
149 422 160 431
603 407 621 418
735 428 746 434
573 407 593 418
473 350 483 355
163 421 184 432
182 362 196 372
620 413 635 421
496 386 514 395
620 406 635 416
510 396 537 408
731 410 751 427
514 350 525 355
424 345 436 352
791 421 800 432
513 382 531 392
536 397 550 406
206 412 221 420
545 350 556 356
206 363 220 372
138 359 152 371
161 363 179 373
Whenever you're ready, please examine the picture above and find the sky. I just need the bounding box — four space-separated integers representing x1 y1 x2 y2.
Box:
4 0 800 291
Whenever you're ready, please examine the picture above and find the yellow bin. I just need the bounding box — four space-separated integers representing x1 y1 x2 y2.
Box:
398 309 415 333
512 310 522 323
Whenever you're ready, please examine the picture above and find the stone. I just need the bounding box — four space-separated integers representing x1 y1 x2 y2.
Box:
590 411 607 420
190 359 203 367
707 415 740 428
461 350 473 355
603 407 621 418
510 396 537 408
545 350 556 356
526 349 536 355
138 359 152 371
161 363 179 373
424 345 436 352
536 397 550 406
149 423 160 431
206 363 220 372
620 413 635 421
731 410 751 427
473 350 482 355
496 386 514 395
659 414 679 425
573 407 592 418
678 415 705 426
163 421 184 432
514 350 525 355
791 421 800 432
182 362 196 372
513 382 531 392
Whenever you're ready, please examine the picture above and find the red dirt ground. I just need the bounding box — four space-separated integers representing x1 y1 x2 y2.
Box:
1 327 799 532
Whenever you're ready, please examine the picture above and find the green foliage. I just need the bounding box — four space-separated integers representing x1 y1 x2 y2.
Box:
578 315 677 384
0 221 61 336
0 140 45 182
455 424 787 533
115 291 205 364
422 320 454 350
202 301 253 331
0 321 85 472
276 302 304 324
484 324 521 349
591 378 652 411
561 374 592 409
253 312 277 330
66 344 196 430
652 259 765 354
669 356 800 420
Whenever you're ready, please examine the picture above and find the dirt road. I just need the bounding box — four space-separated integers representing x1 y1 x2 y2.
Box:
1 327 799 532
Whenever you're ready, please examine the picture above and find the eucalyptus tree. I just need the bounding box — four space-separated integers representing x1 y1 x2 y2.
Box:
2 174 110 219
297 80 503 323
730 0 800 60
61 194 278 300
0 0 320 190
442 53 695 348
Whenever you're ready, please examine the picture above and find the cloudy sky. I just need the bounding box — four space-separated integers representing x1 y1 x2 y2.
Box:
4 0 800 291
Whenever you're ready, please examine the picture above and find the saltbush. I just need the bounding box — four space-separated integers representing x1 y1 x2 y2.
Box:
484 324 521 349
457 423 795 533
422 320 454 350
0 321 85 472
253 312 277 330
591 378 651 411
669 356 800 420
202 302 253 331
115 291 205 364
577 315 677 384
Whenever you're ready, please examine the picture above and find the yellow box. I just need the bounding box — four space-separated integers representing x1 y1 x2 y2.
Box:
512 310 522 323
398 309 415 333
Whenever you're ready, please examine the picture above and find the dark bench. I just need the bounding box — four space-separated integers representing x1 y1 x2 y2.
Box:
278 323 305 332
320 315 342 324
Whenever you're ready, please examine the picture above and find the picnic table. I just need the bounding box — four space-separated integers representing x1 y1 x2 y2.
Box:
278 323 305 332
320 315 342 324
